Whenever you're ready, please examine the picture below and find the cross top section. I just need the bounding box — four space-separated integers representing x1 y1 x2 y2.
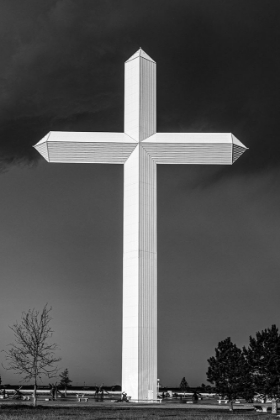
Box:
124 48 157 142
35 49 247 165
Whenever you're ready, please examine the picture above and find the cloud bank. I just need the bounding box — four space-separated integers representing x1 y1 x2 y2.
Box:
0 0 279 175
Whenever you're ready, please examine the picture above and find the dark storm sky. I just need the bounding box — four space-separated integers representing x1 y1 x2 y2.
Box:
0 0 280 387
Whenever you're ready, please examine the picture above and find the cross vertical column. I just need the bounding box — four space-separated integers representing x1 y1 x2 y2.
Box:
123 146 157 401
123 49 157 401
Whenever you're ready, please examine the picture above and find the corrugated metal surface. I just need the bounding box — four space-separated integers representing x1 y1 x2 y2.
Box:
34 132 137 164
142 142 233 164
123 146 140 399
233 144 246 163
141 133 247 165
122 146 157 401
46 141 137 164
34 142 49 161
124 58 140 141
139 57 156 141
138 147 157 401
124 50 156 142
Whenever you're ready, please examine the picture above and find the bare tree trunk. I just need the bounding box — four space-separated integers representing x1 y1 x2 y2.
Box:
33 380 37 407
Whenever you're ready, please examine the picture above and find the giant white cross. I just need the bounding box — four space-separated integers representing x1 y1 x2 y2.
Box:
34 49 247 401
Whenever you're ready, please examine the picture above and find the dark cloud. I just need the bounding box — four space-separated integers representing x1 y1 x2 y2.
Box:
0 0 280 174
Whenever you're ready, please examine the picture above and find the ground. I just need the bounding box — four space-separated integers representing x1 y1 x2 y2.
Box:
0 402 276 420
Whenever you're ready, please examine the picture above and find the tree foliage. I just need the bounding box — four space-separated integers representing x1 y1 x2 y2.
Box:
4 305 60 406
201 383 214 393
207 337 251 401
207 325 280 401
59 368 72 396
180 376 189 396
243 324 280 398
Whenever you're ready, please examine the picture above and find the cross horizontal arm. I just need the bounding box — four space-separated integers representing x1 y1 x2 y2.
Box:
142 133 247 164
34 132 137 164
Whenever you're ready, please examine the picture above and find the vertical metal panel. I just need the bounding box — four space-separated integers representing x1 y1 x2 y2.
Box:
122 146 157 401
124 50 156 142
138 147 157 400
123 146 140 399
124 58 140 141
139 58 156 141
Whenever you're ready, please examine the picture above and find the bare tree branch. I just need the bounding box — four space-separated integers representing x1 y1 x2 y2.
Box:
3 304 61 406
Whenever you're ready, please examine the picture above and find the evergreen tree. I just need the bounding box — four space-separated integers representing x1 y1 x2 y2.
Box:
205 384 214 393
201 383 214 393
243 324 280 399
59 368 72 397
207 337 252 402
180 376 189 397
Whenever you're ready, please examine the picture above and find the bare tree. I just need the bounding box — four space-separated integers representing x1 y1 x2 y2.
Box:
4 305 61 406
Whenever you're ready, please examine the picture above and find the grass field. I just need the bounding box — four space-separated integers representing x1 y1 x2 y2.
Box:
0 406 274 420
